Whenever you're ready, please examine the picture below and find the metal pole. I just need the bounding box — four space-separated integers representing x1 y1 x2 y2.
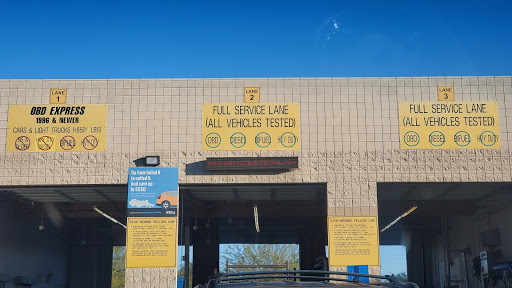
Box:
463 251 471 288
286 261 289 281
443 217 452 288
422 246 428 288
184 226 190 288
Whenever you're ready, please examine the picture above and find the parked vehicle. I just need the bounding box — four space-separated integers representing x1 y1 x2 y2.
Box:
195 270 418 288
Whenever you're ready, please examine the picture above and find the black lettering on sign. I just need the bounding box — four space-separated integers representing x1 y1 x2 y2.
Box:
50 106 86 115
52 127 70 133
431 103 463 113
423 116 460 127
36 117 49 123
438 87 453 92
268 105 288 114
13 127 27 133
59 117 79 123
212 105 231 115
409 104 428 113
235 105 266 115
205 118 222 128
465 103 487 113
30 107 47 115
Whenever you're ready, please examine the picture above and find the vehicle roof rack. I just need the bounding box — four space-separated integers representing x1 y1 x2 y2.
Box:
206 270 414 288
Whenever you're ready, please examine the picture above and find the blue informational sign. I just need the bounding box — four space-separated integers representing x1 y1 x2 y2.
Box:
127 167 179 217
348 265 369 283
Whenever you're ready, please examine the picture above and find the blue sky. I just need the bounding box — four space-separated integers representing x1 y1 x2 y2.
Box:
1 0 511 79
379 245 407 275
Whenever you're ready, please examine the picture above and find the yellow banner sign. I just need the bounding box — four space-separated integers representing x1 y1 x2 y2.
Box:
400 101 500 149
328 216 380 266
7 104 107 152
126 217 177 268
202 103 300 150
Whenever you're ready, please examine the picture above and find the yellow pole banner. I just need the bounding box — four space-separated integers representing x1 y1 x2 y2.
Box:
126 217 178 268
328 216 380 266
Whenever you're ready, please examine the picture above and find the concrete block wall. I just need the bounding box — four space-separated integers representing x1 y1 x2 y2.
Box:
0 77 511 286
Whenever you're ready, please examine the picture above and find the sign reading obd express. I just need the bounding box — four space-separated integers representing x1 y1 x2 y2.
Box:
7 104 107 152
206 157 298 170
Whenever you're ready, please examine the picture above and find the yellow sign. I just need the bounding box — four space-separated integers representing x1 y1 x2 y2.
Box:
438 86 454 101
244 87 260 102
7 104 107 152
50 89 67 104
202 103 300 150
126 217 177 268
328 217 380 266
400 101 500 149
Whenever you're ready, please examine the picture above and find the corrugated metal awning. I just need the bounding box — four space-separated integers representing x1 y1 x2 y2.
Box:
0 185 127 203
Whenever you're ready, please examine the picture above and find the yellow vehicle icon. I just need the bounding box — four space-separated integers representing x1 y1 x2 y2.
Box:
156 191 178 209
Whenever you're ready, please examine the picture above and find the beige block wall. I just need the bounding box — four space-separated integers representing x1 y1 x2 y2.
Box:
1 77 511 286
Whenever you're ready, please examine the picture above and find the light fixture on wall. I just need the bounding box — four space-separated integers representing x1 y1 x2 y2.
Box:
81 226 86 245
39 209 45 231
93 206 127 229
254 205 260 233
145 156 160 166
380 205 418 233
193 217 199 231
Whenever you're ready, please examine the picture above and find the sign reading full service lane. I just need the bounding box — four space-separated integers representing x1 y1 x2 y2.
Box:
7 104 107 152
400 101 500 149
202 103 300 150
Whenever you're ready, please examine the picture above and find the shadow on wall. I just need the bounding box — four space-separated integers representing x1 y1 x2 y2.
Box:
185 160 289 176
131 157 294 176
